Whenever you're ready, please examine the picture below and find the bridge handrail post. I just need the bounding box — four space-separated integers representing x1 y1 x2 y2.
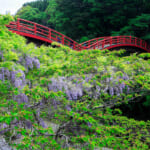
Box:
110 37 112 46
34 24 37 34
88 41 90 47
62 35 65 45
102 40 104 49
96 38 98 44
140 39 142 47
48 29 51 39
117 36 119 44
130 36 131 44
93 44 96 49
123 37 125 44
135 37 137 45
17 19 20 30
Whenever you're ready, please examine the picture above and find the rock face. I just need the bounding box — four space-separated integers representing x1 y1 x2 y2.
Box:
0 137 14 150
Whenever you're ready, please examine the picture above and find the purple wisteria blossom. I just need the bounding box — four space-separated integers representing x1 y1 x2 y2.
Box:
87 122 92 128
109 87 114 96
39 118 47 128
0 67 26 90
66 105 72 111
0 68 10 81
5 69 10 79
1 68 5 81
25 56 40 71
25 120 32 129
0 74 3 81
47 72 132 100
0 123 8 134
14 93 28 104
14 78 23 88
25 56 33 69
114 87 120 96
48 77 85 100
33 58 40 69
0 51 3 60
11 71 16 82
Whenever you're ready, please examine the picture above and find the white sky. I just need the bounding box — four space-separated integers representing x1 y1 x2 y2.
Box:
0 0 36 15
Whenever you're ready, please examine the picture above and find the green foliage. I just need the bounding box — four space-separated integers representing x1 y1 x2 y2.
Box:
16 1 50 27
16 0 150 42
3 51 19 61
1 15 150 149
0 14 13 26
144 95 150 106
112 14 150 42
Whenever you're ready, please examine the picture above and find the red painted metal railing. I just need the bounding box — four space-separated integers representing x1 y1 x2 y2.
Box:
6 18 83 51
87 36 150 52
6 18 150 52
80 36 110 48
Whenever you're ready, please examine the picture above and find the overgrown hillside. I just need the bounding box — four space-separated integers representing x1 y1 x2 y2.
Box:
16 0 150 42
1 15 150 150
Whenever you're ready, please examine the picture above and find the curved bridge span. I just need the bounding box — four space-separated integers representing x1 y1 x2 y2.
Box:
6 18 150 52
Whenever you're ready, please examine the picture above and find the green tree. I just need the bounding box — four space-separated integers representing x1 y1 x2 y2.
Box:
112 14 150 42
16 0 150 42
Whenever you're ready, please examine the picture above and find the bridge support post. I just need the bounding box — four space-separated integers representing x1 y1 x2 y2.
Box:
145 42 147 49
73 42 76 50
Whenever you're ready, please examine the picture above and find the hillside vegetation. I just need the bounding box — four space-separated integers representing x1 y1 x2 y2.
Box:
16 0 150 42
1 15 150 149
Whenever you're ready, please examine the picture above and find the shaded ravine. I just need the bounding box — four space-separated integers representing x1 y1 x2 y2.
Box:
113 97 150 121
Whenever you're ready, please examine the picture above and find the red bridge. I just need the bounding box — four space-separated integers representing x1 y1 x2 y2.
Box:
6 18 150 52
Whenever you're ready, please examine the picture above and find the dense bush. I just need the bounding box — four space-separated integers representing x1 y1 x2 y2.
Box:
0 15 150 149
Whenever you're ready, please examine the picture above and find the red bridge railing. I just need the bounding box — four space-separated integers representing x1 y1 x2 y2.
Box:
87 36 150 52
80 36 110 48
6 18 84 51
6 18 150 52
